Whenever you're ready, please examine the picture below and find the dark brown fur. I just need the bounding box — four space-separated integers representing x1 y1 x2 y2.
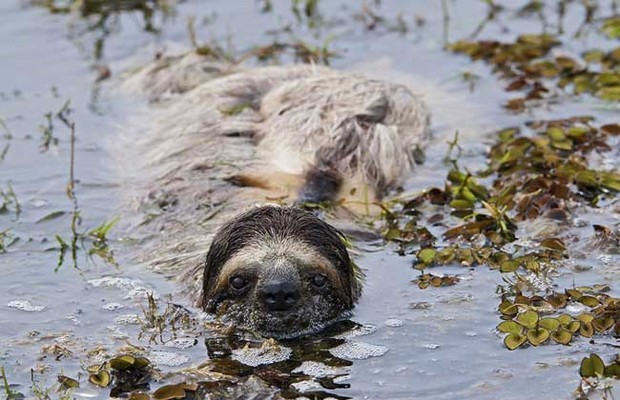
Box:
202 206 360 313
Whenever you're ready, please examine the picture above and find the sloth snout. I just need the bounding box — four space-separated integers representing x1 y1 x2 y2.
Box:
259 279 301 312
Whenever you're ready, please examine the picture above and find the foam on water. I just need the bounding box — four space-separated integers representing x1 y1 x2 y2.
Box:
231 339 293 367
292 361 348 378
329 341 389 360
7 300 45 312
150 350 190 367
165 337 198 349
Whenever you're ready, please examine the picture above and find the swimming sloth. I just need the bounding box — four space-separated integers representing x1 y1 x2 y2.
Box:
202 206 361 338
120 53 430 338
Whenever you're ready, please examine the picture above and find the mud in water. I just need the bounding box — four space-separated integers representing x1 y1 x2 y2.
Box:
0 1 619 399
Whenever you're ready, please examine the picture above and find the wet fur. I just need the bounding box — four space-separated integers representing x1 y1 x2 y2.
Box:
117 52 430 333
202 206 361 337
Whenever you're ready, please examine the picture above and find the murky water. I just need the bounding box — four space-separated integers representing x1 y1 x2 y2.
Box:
1 1 619 399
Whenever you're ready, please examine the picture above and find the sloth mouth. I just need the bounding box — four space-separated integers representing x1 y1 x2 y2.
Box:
216 298 350 339
250 309 351 339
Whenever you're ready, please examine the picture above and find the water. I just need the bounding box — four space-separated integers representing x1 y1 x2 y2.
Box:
0 1 619 399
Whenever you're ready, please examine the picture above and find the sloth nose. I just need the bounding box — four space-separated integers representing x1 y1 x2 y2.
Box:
260 280 300 311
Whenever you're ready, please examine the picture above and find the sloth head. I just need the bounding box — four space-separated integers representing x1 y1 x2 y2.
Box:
202 206 362 339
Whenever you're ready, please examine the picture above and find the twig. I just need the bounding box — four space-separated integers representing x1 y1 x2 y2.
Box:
66 122 76 203
441 0 450 46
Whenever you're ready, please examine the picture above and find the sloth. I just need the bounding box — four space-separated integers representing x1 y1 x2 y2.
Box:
202 206 362 338
119 52 430 338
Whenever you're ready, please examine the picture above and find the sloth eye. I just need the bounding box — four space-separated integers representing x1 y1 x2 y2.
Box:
311 274 327 288
230 276 248 290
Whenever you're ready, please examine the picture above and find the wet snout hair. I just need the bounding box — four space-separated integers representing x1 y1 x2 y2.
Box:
202 206 362 312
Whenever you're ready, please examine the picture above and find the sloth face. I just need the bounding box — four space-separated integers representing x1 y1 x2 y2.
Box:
202 206 362 339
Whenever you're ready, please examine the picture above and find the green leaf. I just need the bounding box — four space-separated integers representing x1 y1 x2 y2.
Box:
567 321 581 333
605 363 620 378
504 333 527 350
58 375 79 389
579 322 594 337
550 328 572 345
417 248 436 265
579 296 601 308
153 384 187 400
516 310 539 329
580 354 605 378
539 318 560 331
592 317 615 333
497 321 523 335
540 238 566 252
500 259 520 273
110 355 136 370
36 211 66 223
88 216 120 241
88 370 110 388
527 328 550 346
557 314 573 325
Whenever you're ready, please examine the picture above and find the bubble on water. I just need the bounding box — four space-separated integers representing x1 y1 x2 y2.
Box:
598 254 614 265
493 368 514 379
89 277 141 290
440 293 475 304
292 361 347 378
65 314 82 326
165 337 198 349
290 379 324 393
55 335 72 344
102 302 124 311
126 287 154 300
107 325 127 339
71 389 100 398
334 323 377 339
7 300 45 312
88 277 157 301
329 341 388 360
573 218 588 228
28 198 48 208
566 303 590 314
114 314 140 325
423 343 440 350
384 319 403 327
150 351 190 367
231 340 292 367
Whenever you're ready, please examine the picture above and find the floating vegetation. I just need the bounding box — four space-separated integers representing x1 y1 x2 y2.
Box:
251 38 339 65
36 100 73 152
0 183 20 219
352 3 409 34
49 215 121 269
496 284 619 350
379 114 619 353
0 229 19 254
412 273 459 289
576 353 620 398
87 354 152 396
382 116 619 254
38 112 58 152
601 16 620 39
87 216 120 266
138 293 198 345
448 33 620 110
4 0 620 398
